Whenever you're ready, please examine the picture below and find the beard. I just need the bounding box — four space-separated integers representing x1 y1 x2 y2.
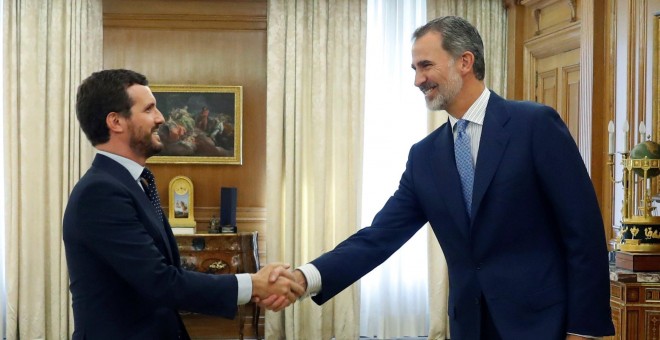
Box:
128 123 163 159
423 62 463 111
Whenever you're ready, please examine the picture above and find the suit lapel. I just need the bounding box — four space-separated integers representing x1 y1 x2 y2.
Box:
93 155 175 263
137 192 175 262
471 92 511 221
429 120 471 238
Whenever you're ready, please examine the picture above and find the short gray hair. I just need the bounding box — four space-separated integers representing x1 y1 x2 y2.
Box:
412 16 485 81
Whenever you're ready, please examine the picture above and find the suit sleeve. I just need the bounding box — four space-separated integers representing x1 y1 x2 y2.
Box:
71 180 239 318
531 106 613 336
310 146 428 304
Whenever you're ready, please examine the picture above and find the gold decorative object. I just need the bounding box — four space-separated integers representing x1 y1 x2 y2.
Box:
168 175 197 231
609 121 660 252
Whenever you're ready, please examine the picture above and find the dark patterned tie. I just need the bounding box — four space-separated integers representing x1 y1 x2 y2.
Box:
454 119 474 217
140 167 164 222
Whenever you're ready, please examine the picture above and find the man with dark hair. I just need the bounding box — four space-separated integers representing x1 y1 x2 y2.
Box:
262 16 614 339
64 69 302 339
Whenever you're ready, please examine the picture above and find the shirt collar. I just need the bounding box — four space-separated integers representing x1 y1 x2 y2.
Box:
96 150 145 181
448 87 491 131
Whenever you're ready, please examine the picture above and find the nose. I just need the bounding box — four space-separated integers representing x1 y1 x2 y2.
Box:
414 70 426 88
155 108 165 123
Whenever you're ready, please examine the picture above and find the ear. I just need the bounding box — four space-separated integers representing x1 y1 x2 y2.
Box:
458 51 475 76
106 112 126 133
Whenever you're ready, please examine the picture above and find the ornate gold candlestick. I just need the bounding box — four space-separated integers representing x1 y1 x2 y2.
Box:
611 141 660 252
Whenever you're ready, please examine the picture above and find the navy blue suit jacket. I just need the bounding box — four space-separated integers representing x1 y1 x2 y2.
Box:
310 92 614 339
64 154 238 339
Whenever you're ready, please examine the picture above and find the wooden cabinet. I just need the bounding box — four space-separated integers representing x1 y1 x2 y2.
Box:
175 232 262 340
608 267 660 340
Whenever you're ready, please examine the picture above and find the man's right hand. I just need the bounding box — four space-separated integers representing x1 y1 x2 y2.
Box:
252 268 308 310
250 263 305 312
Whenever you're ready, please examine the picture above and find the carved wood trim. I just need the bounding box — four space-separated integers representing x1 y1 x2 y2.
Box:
526 0 579 36
534 8 542 35
628 310 640 339
646 310 660 339
505 2 526 99
601 0 617 245
537 68 558 106
626 0 638 157
579 0 593 174
523 22 580 101
103 13 267 31
653 14 660 180
567 0 577 22
524 21 581 58
520 0 560 7
561 63 580 137
637 0 649 138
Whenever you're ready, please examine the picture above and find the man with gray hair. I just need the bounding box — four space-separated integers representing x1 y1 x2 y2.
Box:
261 16 614 339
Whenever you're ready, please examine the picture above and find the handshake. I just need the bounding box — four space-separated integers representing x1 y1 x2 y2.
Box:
250 263 307 312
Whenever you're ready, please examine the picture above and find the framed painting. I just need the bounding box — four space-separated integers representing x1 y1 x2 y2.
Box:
147 85 242 164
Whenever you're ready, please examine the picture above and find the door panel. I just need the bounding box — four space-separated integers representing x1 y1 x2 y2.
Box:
535 48 581 141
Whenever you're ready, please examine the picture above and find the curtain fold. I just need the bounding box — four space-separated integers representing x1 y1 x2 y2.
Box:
425 1 507 339
4 0 101 338
359 1 429 338
266 0 367 338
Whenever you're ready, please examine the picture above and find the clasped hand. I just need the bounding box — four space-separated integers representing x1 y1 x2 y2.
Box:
250 263 305 312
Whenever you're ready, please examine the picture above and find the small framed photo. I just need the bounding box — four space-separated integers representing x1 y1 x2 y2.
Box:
168 176 197 231
147 85 242 165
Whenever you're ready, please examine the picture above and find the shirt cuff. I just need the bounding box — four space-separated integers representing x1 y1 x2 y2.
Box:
235 273 252 305
296 263 322 297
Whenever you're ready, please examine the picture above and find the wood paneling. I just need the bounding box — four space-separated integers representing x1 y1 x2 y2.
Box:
102 5 268 338
609 277 660 340
522 0 581 40
103 0 267 17
103 0 268 211
510 0 619 244
505 1 526 100
593 0 616 244
563 63 580 140
104 14 266 31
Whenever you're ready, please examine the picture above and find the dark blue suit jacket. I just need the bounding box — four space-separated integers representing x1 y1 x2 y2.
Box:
64 154 238 339
310 92 614 339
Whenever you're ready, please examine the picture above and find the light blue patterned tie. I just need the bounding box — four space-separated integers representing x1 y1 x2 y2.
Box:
454 119 474 216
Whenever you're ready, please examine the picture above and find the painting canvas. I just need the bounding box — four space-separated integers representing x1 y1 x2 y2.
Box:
147 85 242 164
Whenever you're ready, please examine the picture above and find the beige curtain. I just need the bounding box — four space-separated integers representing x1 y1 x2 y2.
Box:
265 0 367 339
4 0 102 338
425 1 508 339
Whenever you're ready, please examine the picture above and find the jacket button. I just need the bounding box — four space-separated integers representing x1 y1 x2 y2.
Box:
474 297 480 305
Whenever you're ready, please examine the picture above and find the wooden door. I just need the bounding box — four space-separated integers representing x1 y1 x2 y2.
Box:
535 48 581 141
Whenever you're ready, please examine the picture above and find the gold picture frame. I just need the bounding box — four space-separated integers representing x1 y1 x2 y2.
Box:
168 175 197 230
147 85 242 165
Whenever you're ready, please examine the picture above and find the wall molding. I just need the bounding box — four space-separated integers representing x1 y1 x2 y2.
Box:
162 206 266 227
579 0 594 172
523 21 580 101
104 13 266 31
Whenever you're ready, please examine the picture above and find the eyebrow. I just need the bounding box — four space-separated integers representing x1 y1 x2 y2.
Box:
144 102 156 111
411 60 431 70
